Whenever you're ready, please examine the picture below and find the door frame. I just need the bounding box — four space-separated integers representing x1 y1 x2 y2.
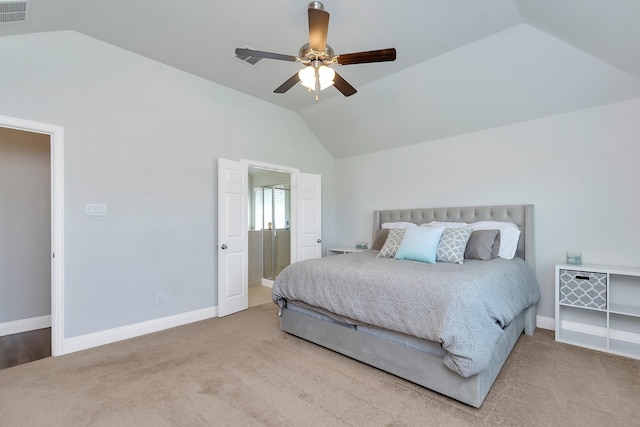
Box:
0 114 65 356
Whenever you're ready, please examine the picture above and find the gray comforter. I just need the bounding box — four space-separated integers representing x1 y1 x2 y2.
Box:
272 251 540 377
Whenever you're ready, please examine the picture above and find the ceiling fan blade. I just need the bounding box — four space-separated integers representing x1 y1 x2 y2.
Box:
274 73 301 94
235 48 298 62
335 48 397 65
333 72 357 97
308 7 330 52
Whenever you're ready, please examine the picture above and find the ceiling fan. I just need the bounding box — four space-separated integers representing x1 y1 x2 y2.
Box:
235 1 396 101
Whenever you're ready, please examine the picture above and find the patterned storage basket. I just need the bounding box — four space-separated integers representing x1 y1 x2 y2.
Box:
559 269 607 310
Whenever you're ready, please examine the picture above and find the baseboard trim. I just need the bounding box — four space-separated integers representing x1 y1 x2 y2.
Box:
536 315 555 331
55 310 555 355
0 315 52 337
63 306 218 355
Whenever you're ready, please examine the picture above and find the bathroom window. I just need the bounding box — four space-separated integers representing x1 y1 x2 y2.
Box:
254 187 288 230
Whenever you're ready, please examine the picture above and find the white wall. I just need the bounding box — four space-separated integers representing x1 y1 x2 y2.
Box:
0 128 50 324
334 98 640 320
0 31 335 338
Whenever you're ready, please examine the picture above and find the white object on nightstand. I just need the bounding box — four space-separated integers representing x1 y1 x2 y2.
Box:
555 263 640 360
327 247 366 256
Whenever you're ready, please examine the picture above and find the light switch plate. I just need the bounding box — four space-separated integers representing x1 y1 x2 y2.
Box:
85 203 107 216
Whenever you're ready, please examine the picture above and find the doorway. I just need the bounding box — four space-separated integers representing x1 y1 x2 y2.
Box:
0 127 50 368
218 158 321 317
248 167 291 306
0 114 64 357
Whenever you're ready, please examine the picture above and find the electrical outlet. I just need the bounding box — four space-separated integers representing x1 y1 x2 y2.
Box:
155 291 164 304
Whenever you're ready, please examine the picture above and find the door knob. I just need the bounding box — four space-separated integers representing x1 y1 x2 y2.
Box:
221 244 228 250
317 239 322 243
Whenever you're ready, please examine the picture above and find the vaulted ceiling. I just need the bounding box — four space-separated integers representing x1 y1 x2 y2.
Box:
1 0 639 158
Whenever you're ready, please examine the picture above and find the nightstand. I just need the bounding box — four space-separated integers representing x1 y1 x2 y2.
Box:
327 247 366 256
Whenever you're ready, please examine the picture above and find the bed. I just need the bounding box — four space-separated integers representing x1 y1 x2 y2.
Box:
272 204 539 407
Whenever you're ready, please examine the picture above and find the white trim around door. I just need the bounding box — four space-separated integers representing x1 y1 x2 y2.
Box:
0 114 65 356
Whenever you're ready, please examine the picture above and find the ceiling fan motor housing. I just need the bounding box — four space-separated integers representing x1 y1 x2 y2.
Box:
299 43 334 63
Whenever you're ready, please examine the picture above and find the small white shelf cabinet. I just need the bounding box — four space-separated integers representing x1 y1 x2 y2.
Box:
555 263 640 360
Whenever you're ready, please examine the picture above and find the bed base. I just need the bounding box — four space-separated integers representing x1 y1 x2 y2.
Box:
280 304 536 408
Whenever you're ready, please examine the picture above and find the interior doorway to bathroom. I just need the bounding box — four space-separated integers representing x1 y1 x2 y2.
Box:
218 158 321 316
247 167 291 306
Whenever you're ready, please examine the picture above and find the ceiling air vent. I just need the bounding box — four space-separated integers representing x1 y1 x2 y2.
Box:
0 1 29 24
233 46 264 67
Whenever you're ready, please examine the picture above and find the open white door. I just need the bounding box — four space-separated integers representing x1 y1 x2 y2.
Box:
294 173 322 261
217 159 248 317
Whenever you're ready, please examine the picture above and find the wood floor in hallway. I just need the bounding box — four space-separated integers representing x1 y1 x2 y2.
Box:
0 328 51 370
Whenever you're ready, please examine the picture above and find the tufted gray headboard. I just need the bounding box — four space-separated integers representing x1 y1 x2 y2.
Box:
373 205 535 270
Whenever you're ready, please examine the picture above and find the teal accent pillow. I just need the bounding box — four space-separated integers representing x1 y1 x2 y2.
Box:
395 226 445 263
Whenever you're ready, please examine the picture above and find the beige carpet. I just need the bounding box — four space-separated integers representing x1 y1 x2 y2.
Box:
248 286 273 307
1 303 638 426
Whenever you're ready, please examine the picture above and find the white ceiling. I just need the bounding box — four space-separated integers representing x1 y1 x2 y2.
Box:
1 0 639 158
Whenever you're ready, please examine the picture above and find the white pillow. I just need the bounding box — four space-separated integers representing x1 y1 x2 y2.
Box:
465 221 520 259
420 221 468 229
381 222 417 229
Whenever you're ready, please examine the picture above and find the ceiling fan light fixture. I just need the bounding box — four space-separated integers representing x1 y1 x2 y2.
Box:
318 65 335 90
298 64 335 91
298 66 314 89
